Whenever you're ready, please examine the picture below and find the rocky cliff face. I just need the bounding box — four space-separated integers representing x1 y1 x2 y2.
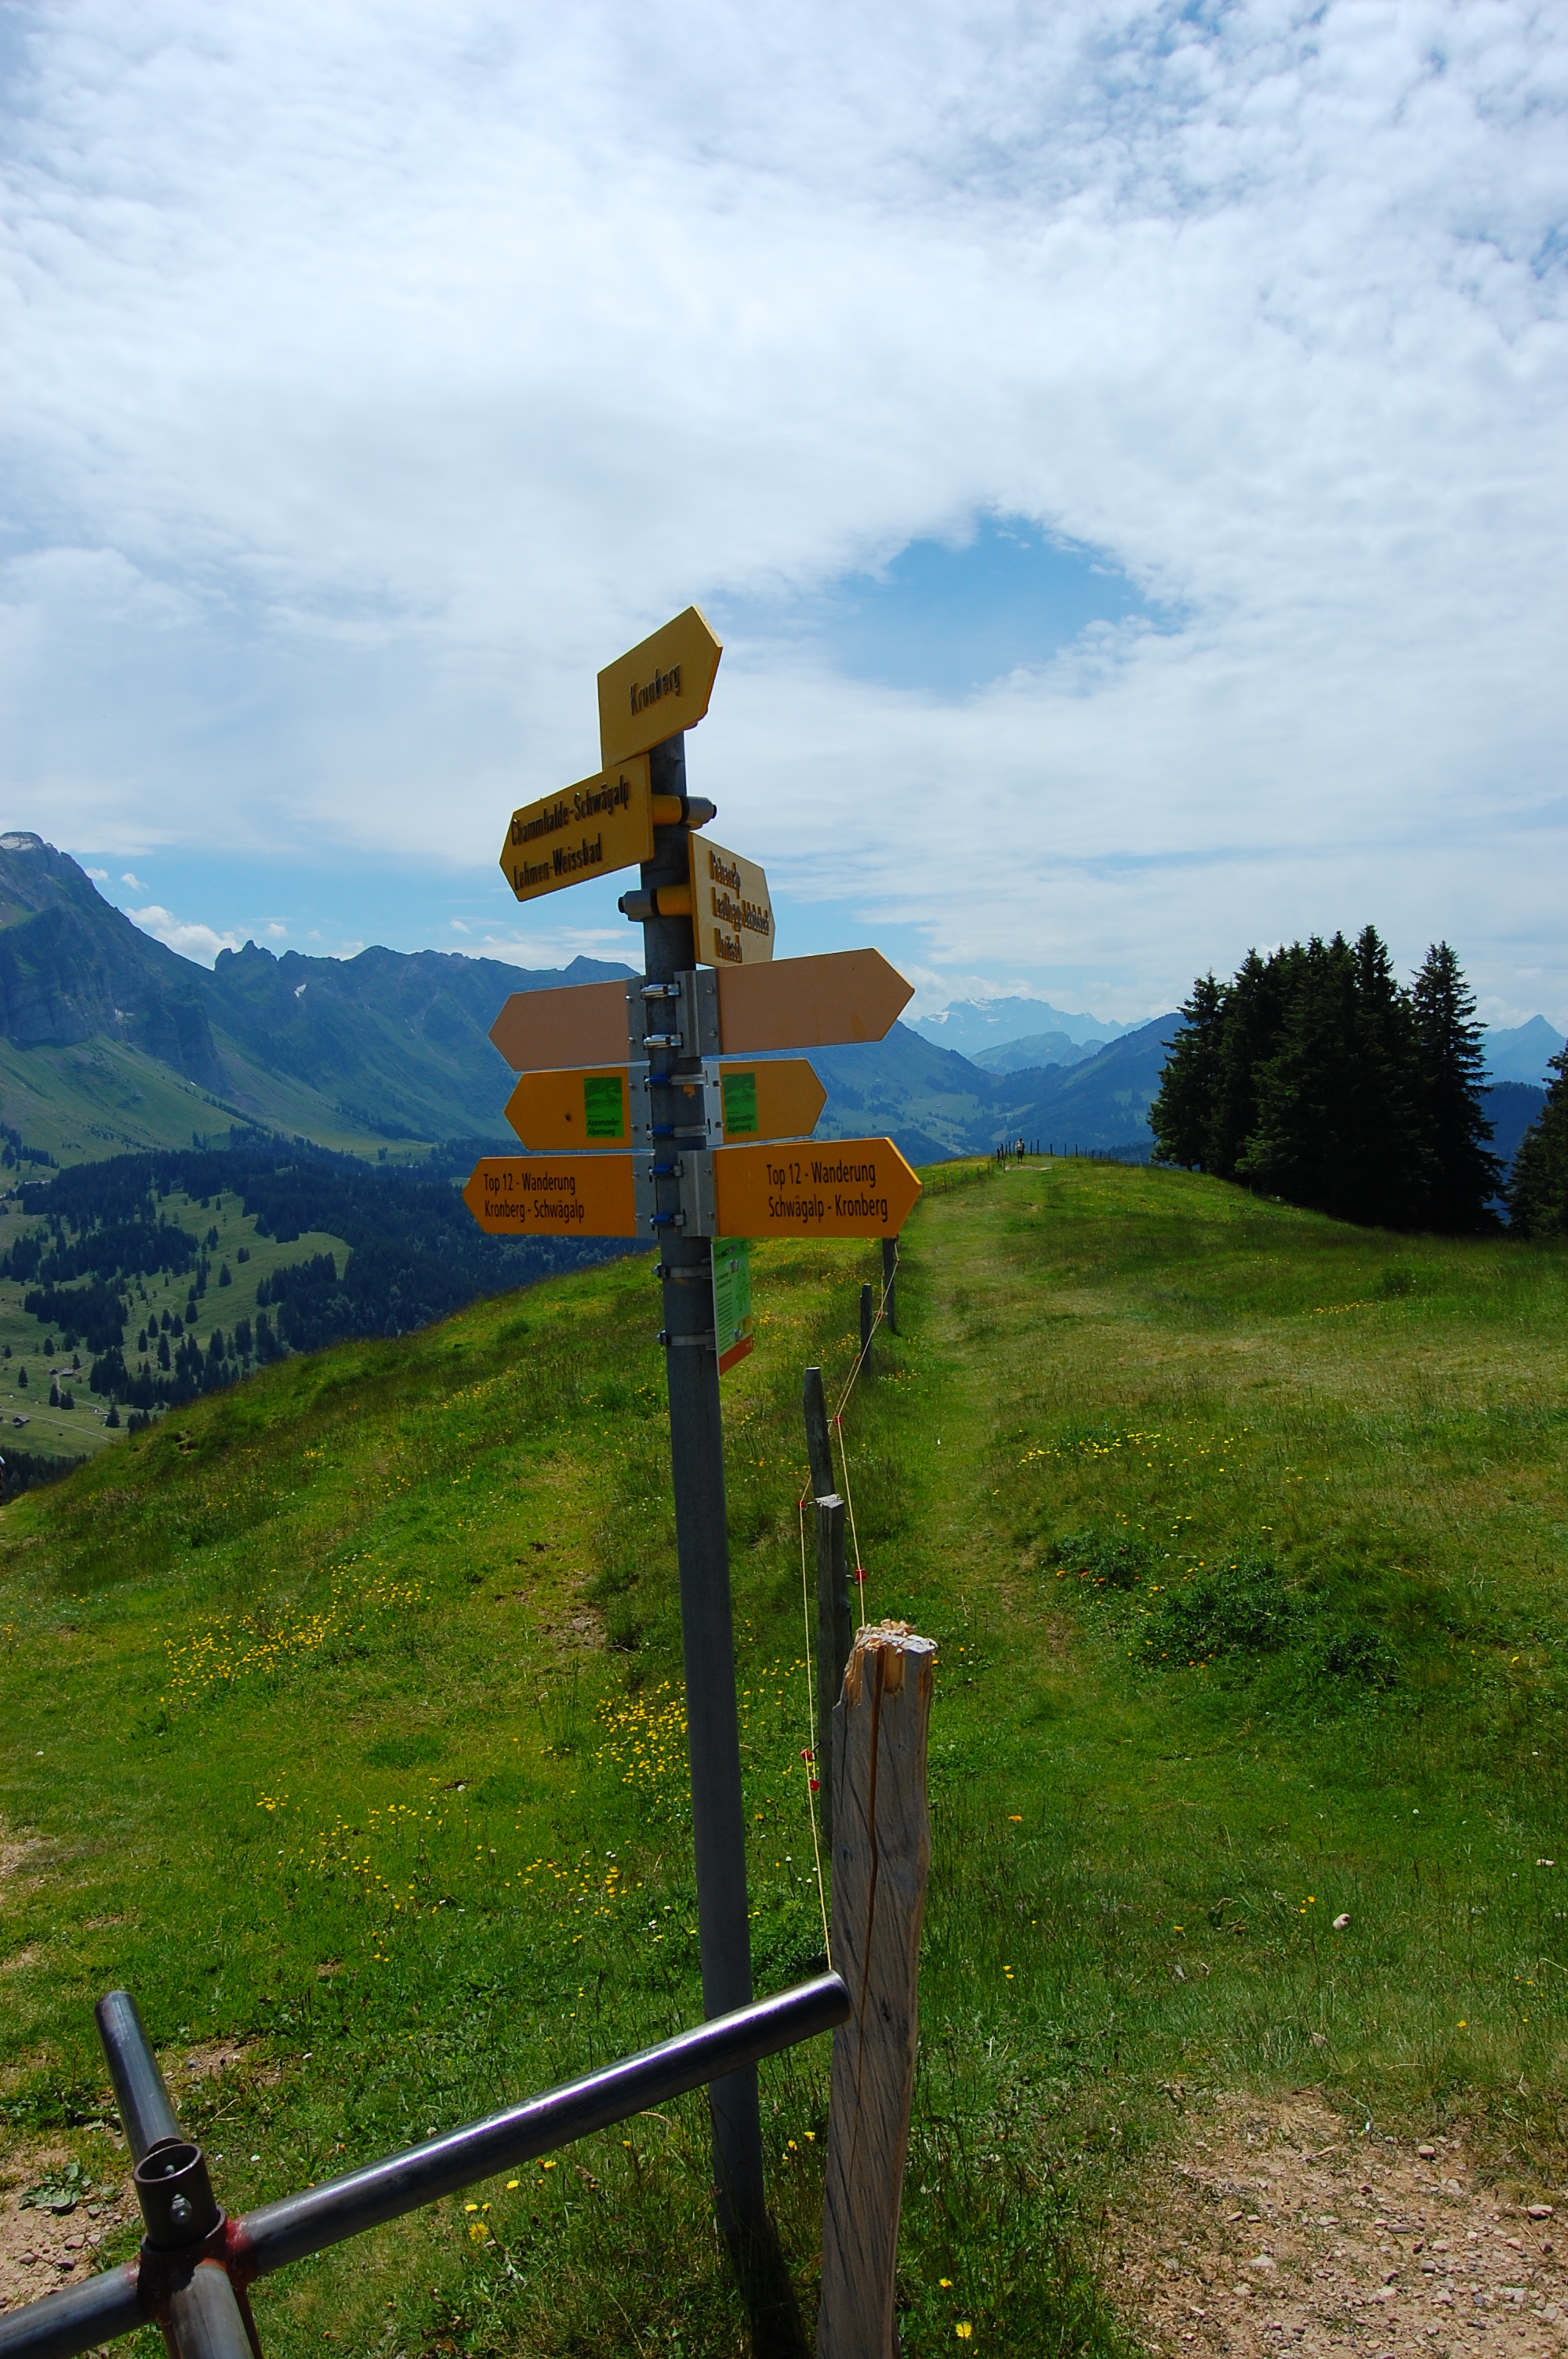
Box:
0 834 227 1089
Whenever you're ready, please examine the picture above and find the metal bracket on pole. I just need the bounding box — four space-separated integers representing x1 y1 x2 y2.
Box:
633 1149 715 1238
679 1148 716 1238
626 1059 654 1148
685 967 721 1056
624 970 719 1061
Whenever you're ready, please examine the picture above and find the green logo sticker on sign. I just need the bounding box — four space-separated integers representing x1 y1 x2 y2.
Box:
712 1237 754 1375
583 1073 626 1141
720 1069 759 1138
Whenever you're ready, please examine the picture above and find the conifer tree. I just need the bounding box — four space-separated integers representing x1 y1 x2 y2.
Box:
1507 1049 1568 1238
1211 948 1292 1180
1152 926 1492 1232
1149 974 1225 1168
1412 941 1501 1231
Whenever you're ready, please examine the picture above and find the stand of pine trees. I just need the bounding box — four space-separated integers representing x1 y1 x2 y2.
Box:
1150 929 1501 1232
1506 1049 1568 1238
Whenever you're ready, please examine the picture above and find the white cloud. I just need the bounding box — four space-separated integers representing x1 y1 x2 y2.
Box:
475 925 633 970
127 903 240 966
120 872 145 891
85 867 108 881
2 2 1566 1019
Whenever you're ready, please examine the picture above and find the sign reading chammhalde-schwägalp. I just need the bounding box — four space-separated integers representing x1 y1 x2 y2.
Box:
498 756 655 905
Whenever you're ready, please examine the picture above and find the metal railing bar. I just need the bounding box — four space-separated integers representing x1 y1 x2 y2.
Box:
235 1971 848 2278
0 1972 849 2359
95 1991 182 2162
0 2263 144 2359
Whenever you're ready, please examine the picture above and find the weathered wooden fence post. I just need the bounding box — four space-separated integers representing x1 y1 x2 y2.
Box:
880 1237 897 1333
804 1364 833 1500
818 1621 935 2359
813 1493 852 1849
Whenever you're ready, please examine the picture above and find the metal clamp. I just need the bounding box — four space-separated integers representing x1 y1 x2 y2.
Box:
624 971 720 1061
657 1330 717 1350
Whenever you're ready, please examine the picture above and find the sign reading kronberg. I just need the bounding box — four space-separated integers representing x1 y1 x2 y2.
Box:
470 605 920 1280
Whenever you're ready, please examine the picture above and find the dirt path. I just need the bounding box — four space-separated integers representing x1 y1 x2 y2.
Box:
1113 2094 1563 2359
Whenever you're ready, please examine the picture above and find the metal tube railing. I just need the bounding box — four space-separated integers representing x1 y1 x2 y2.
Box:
0 1972 850 2359
94 1993 183 2163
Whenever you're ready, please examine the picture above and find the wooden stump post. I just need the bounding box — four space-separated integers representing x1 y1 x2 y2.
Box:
818 1621 935 2359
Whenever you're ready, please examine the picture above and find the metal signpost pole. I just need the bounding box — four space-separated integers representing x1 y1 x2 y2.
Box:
639 729 766 2255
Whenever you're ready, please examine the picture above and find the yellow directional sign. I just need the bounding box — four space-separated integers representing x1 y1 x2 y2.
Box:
498 755 654 904
503 1067 632 1149
598 607 723 769
489 949 912 1072
713 1059 824 1141
689 834 773 967
713 1138 920 1239
503 1059 826 1150
463 1155 636 1238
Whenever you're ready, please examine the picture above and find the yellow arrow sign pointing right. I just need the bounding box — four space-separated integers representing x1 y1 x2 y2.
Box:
713 1138 920 1239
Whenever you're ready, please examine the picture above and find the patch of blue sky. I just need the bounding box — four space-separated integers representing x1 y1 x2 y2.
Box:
713 515 1173 697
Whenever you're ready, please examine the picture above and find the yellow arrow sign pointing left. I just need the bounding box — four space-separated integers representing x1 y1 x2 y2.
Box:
463 1156 637 1238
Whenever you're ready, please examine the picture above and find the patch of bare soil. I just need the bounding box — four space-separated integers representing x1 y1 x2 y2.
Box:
0 1833 45 1885
1112 2094 1564 2359
0 2148 135 2319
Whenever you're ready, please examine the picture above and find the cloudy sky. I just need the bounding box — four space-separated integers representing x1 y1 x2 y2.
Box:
3 1 1565 1023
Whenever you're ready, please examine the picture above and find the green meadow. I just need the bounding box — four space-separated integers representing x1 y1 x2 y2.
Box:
2 1157 1566 2358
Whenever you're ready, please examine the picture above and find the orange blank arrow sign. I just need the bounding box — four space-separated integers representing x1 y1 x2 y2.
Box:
715 949 909 1052
713 1138 920 1239
490 980 629 1073
463 1155 637 1238
489 949 911 1073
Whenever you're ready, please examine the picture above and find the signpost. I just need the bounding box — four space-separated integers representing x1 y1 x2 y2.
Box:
465 607 920 2292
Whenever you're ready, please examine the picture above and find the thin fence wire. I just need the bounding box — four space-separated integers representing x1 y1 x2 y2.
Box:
793 1241 898 1960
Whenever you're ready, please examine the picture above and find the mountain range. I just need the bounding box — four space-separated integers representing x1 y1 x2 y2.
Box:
0 834 624 1161
0 836 1552 1176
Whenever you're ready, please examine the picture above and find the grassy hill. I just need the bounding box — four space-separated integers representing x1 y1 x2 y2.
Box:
1 1165 1565 2356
